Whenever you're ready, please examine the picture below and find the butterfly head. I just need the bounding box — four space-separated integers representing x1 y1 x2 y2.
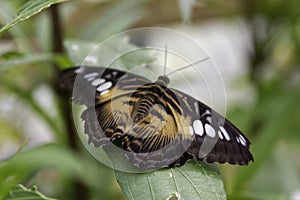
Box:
155 75 170 86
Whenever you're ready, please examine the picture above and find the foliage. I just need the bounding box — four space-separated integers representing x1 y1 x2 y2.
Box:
4 184 57 200
116 161 226 200
0 0 68 35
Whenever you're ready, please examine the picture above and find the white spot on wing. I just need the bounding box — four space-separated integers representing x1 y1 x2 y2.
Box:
101 90 110 95
193 120 204 136
189 126 194 136
220 126 230 141
75 67 84 74
84 72 99 79
239 135 247 146
205 124 216 138
202 109 211 117
206 116 212 123
91 78 105 86
236 137 240 143
112 71 118 76
218 130 224 140
86 77 95 82
97 82 112 92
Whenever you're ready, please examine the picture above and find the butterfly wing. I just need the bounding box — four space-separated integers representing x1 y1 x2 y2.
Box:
170 88 254 165
59 66 152 146
60 67 193 169
60 66 253 168
59 66 151 105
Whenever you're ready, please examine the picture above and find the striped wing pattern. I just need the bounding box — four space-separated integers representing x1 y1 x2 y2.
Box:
59 66 253 169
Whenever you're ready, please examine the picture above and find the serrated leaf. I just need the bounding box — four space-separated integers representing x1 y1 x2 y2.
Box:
115 161 226 200
0 0 68 35
4 184 57 200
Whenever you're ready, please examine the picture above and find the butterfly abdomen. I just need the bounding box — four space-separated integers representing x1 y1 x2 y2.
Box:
131 94 157 123
130 80 171 124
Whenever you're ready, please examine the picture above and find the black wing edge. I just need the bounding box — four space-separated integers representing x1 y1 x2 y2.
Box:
171 88 254 166
192 105 254 166
59 66 124 105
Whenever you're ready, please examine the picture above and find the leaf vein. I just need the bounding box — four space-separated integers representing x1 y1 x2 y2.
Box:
124 174 135 200
200 163 221 199
177 168 203 200
147 174 155 200
171 168 180 193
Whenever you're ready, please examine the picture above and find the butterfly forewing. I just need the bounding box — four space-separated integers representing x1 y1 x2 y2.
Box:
171 88 254 165
59 66 253 169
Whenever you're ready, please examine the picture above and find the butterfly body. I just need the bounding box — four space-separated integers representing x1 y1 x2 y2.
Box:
59 66 254 169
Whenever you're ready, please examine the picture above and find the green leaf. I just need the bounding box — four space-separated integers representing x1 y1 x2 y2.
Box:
4 184 57 200
115 161 226 200
0 53 56 71
0 118 23 143
0 0 69 35
0 144 82 199
0 80 65 143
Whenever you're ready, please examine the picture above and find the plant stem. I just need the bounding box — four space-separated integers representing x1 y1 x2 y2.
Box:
50 4 90 200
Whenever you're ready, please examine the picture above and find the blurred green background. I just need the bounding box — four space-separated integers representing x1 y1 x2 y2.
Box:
1 0 300 199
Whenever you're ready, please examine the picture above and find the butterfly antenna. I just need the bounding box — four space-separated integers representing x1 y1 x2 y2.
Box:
166 57 210 76
163 44 168 76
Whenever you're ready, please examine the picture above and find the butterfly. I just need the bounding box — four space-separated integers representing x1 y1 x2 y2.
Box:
59 65 254 169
